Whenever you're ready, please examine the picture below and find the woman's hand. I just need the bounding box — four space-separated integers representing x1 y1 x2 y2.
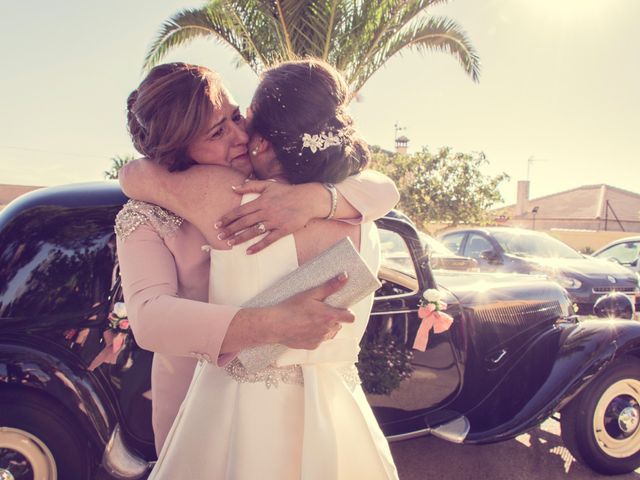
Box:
223 273 354 353
264 272 355 349
217 180 329 254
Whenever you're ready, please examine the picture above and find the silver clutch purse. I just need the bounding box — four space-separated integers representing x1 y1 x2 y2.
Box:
237 237 381 373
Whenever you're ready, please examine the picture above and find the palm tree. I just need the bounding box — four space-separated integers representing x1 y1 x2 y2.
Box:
144 0 480 97
104 154 135 180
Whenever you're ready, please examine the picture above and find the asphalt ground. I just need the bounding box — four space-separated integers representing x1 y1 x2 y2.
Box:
389 418 640 480
97 417 640 479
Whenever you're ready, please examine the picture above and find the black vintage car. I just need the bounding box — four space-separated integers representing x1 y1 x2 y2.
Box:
2 182 640 479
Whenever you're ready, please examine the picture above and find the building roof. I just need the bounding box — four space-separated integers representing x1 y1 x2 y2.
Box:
0 184 43 209
501 184 640 221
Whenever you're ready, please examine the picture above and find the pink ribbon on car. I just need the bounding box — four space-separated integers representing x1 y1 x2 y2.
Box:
413 302 453 351
88 315 130 371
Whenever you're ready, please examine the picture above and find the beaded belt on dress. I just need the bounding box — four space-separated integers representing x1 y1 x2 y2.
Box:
224 358 361 391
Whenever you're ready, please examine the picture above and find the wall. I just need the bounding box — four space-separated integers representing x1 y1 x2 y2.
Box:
544 229 639 253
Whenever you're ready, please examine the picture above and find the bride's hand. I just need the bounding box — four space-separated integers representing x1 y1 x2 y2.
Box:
217 180 330 254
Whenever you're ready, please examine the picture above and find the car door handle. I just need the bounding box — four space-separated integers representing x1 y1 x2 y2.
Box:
488 349 507 364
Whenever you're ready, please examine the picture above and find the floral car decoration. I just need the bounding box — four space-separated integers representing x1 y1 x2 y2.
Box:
413 288 454 351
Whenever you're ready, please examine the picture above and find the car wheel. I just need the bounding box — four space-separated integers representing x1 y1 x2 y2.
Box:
0 388 94 480
561 356 640 474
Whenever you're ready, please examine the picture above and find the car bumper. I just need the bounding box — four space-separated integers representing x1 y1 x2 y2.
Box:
102 424 152 480
570 289 640 315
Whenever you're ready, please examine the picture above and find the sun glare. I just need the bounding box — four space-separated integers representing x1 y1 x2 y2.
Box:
523 0 609 20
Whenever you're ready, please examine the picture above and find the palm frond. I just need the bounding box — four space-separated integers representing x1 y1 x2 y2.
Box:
393 15 480 80
143 1 288 73
143 7 224 71
348 14 480 95
143 0 480 95
341 1 441 81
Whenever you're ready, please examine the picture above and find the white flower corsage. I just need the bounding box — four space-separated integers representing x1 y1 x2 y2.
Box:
413 289 453 351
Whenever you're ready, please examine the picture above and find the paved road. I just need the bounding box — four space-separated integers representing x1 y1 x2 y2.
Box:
98 418 640 479
390 418 640 480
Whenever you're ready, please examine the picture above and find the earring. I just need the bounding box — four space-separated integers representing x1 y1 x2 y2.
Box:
251 148 258 156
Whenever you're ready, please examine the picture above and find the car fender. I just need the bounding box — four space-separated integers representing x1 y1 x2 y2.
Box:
462 319 633 443
0 337 117 449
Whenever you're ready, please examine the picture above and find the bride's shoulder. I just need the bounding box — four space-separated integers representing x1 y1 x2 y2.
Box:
115 199 184 241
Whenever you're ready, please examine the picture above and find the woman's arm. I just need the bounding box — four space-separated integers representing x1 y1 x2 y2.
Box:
116 221 239 365
119 159 247 238
117 217 353 364
217 169 399 253
119 160 399 250
334 169 401 223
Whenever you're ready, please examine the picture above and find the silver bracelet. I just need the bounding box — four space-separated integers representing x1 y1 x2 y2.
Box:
322 183 337 220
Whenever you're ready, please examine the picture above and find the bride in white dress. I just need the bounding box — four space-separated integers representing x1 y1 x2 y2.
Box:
149 59 398 480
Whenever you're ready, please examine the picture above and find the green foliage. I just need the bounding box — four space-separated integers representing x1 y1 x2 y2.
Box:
145 0 480 96
369 147 509 227
358 331 414 395
104 154 135 180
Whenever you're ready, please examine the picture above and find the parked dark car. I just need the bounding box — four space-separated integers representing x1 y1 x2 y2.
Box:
418 231 479 272
593 236 640 274
439 227 640 314
378 211 478 273
3 184 640 478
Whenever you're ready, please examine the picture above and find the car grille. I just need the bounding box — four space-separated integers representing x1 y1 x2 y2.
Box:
592 286 638 294
471 300 565 354
474 300 563 329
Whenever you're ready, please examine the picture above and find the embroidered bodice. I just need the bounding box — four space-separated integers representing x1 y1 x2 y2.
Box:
115 200 184 240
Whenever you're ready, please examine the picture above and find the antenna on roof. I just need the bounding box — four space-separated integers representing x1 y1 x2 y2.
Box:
527 156 550 181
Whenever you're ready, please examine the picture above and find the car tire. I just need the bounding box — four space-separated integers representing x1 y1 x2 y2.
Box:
0 387 94 480
561 356 640 474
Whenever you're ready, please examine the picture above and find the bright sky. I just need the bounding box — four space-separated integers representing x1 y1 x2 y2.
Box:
1 0 638 205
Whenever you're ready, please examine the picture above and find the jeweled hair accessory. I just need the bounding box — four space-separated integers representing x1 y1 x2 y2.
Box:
301 130 343 153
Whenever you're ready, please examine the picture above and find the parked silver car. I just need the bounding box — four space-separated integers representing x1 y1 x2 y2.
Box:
593 236 640 274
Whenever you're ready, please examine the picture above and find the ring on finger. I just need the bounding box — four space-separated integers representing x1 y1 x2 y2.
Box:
256 222 267 234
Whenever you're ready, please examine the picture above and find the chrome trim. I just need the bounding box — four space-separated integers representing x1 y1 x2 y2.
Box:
0 469 15 480
489 349 507 364
430 416 470 444
102 424 151 480
374 293 419 301
370 309 419 316
386 427 431 443
592 286 637 294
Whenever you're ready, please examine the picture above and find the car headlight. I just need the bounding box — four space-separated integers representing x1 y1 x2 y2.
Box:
555 275 582 289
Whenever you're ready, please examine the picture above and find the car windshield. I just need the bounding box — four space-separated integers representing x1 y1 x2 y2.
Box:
418 232 453 255
492 231 582 259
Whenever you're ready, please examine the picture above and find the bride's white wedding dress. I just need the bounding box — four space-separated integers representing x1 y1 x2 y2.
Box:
149 218 398 479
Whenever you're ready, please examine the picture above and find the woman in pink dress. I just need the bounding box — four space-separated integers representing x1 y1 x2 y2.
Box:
115 62 399 455
122 58 398 480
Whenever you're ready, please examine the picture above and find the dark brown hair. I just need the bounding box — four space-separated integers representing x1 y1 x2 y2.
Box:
250 59 369 184
126 63 224 172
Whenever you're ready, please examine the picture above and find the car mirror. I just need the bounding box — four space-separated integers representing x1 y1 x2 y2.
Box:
480 250 501 263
